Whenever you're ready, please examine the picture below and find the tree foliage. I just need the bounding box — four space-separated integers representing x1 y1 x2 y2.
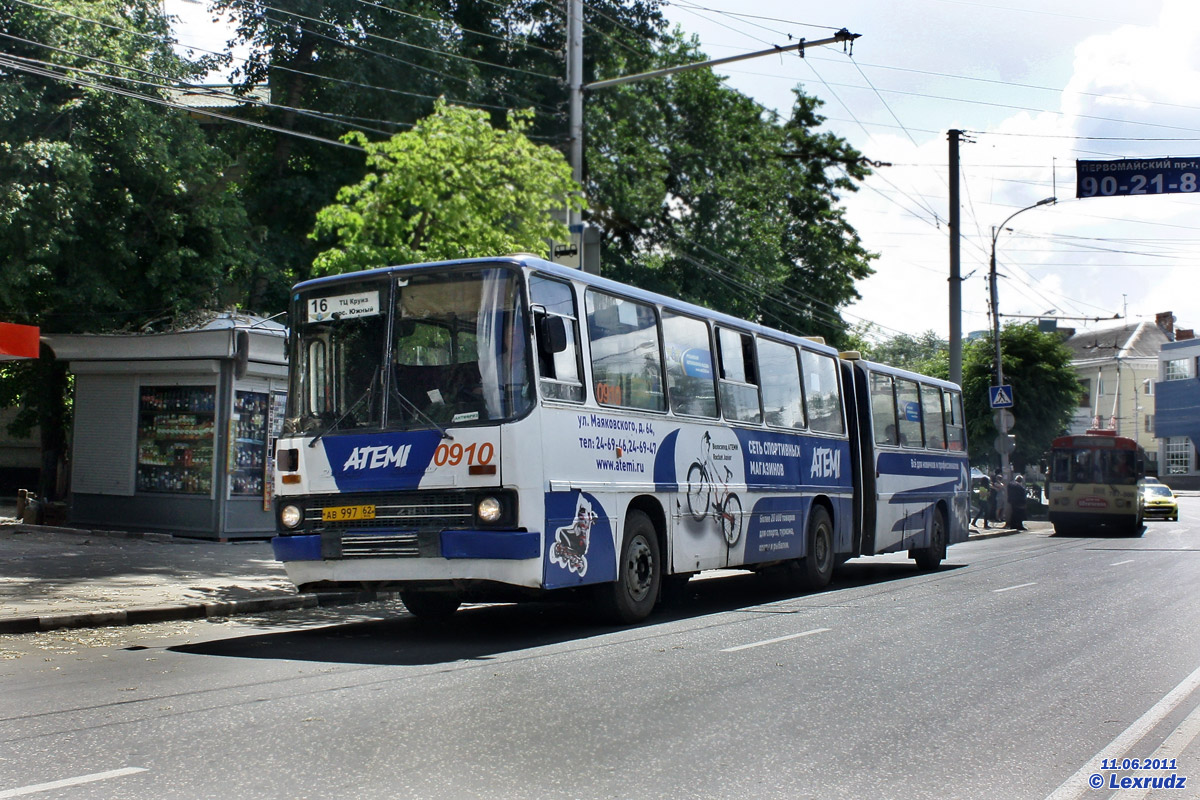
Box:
854 327 949 378
0 0 257 495
310 102 583 273
207 0 665 305
962 323 1080 470
584 32 875 344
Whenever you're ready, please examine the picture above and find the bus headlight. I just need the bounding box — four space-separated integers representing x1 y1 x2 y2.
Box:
280 504 303 529
477 496 503 524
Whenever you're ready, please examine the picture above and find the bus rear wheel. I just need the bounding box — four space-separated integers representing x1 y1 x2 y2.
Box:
598 510 661 624
914 508 947 571
800 505 834 589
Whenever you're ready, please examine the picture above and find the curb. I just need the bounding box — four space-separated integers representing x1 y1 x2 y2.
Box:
0 591 383 635
5 522 193 543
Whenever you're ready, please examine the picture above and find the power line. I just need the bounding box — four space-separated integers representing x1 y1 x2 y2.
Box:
0 54 366 151
254 1 561 82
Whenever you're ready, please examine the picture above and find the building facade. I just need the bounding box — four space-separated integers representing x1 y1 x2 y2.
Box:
1154 335 1200 488
1062 316 1174 474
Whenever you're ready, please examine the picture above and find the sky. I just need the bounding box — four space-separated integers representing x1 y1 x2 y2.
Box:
164 0 1200 343
658 0 1200 342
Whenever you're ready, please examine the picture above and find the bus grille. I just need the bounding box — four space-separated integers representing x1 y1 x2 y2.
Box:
341 531 421 558
304 491 474 558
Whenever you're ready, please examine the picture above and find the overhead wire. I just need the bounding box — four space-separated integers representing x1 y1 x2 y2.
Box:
11 0 564 118
0 53 366 151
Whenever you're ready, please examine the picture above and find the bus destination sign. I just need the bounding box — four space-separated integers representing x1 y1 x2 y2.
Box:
1076 157 1200 198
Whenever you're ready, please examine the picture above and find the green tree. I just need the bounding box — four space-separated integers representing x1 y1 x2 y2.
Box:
859 328 949 377
207 0 666 305
584 32 875 344
962 323 1080 470
310 101 583 273
0 0 256 496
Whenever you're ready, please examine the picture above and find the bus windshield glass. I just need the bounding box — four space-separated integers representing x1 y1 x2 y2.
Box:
289 267 532 432
1050 444 1140 485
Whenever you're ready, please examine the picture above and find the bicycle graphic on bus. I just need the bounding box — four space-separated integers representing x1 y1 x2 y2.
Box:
685 431 743 546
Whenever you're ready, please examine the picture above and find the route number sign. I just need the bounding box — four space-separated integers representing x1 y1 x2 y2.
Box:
1076 158 1200 198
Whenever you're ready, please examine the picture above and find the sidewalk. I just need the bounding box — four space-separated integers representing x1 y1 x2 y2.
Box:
0 513 376 635
0 503 1047 635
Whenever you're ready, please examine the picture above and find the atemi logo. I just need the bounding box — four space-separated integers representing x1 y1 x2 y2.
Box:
1078 496 1108 510
341 444 411 471
810 446 841 479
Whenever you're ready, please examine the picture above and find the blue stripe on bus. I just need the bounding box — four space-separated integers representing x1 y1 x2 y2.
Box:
441 530 540 560
272 534 322 561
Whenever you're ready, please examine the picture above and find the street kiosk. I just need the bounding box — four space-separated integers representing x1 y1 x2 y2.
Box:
44 313 287 540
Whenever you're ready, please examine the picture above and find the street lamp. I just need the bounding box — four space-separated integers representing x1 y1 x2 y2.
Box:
989 196 1056 479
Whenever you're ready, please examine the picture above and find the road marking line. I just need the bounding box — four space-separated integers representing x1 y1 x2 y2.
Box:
0 768 147 799
1044 662 1200 800
722 627 831 652
1111 698 1200 800
993 582 1038 593
1110 559 1136 566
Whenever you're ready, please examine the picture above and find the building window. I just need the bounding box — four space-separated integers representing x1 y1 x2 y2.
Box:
1078 378 1090 408
1164 437 1191 474
1143 378 1154 395
1165 358 1190 381
1144 414 1154 433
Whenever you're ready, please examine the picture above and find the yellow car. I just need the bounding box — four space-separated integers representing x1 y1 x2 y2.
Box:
1141 482 1179 521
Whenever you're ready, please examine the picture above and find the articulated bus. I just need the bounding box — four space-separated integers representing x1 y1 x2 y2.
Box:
271 255 970 622
1047 431 1145 536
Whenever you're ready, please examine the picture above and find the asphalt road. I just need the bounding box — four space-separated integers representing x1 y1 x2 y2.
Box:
2 502 1199 800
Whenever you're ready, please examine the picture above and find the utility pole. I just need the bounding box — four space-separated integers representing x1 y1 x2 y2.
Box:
567 0 583 192
948 130 962 387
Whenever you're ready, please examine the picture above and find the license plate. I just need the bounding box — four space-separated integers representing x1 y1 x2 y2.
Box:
322 504 376 522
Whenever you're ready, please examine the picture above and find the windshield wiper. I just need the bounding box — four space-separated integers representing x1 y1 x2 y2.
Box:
308 370 378 448
389 380 453 440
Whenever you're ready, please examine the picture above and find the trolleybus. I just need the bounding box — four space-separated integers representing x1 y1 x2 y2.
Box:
1047 430 1145 536
271 255 970 622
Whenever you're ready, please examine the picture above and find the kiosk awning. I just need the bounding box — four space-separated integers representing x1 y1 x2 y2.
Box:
0 322 39 361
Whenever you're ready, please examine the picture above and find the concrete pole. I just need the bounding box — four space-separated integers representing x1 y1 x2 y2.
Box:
948 130 962 387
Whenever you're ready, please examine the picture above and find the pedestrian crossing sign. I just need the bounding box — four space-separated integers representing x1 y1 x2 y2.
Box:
989 385 1014 409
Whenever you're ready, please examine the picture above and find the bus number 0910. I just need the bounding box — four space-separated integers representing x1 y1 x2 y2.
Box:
434 441 494 467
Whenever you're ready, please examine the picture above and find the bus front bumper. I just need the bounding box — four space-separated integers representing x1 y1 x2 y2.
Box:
271 530 541 562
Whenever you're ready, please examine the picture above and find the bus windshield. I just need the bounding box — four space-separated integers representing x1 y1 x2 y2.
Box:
288 266 532 433
1050 444 1140 485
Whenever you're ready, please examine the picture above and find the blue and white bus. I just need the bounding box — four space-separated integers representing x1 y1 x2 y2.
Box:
271 255 970 622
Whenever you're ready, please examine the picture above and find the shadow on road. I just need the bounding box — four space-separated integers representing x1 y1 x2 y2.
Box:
169 561 962 667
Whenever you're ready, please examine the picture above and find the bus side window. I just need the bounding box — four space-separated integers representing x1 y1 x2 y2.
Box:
896 378 923 447
802 350 845 434
944 391 965 451
717 327 762 424
869 372 897 445
662 311 717 418
585 290 665 411
922 384 946 449
758 338 805 429
529 274 584 403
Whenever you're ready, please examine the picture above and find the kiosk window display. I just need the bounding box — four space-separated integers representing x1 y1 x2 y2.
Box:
137 386 216 494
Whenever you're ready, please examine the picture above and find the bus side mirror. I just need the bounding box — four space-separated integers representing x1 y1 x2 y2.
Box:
537 315 568 355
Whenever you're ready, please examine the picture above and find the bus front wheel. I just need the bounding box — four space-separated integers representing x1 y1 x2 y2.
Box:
599 510 661 624
401 590 461 620
800 506 834 589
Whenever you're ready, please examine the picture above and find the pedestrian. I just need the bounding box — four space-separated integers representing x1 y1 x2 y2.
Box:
1007 474 1028 530
991 471 1007 525
972 477 993 528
